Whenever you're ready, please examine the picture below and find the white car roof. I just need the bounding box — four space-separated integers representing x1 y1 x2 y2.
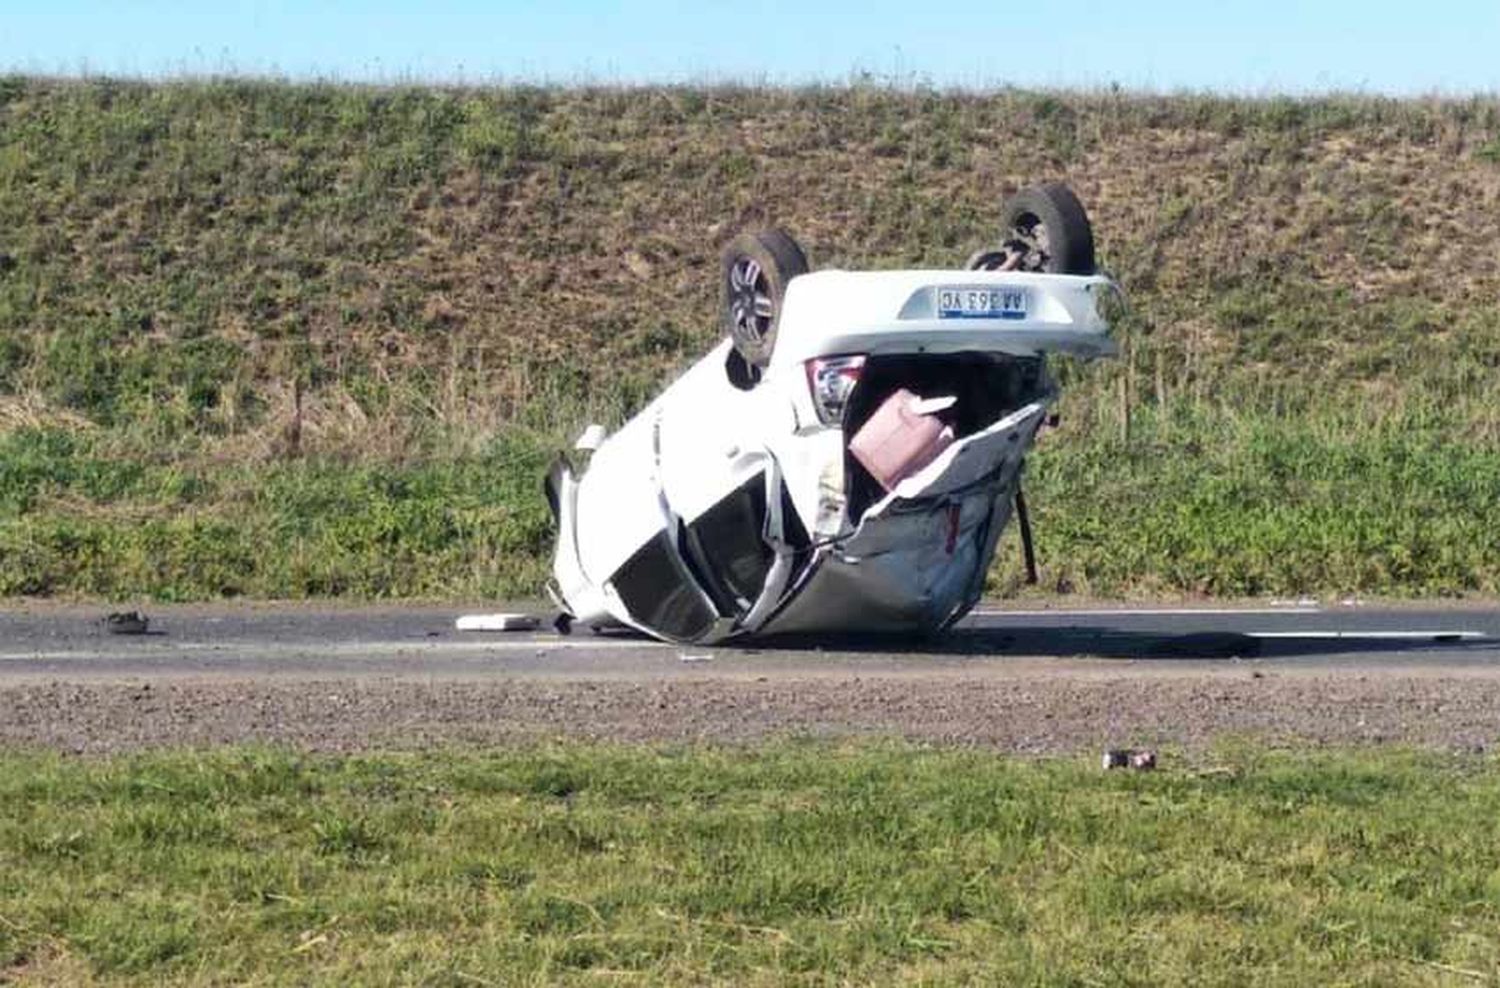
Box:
770 269 1120 368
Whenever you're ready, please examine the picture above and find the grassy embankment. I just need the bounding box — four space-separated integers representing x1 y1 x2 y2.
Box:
4 744 1500 985
3 77 1500 599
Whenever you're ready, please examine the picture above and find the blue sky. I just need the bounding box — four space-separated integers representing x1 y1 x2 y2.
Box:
3 1 1498 94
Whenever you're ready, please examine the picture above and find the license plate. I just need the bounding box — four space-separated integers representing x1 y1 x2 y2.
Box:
936 287 1028 320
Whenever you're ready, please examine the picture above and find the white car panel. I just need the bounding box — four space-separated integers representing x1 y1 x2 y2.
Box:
771 270 1118 369
571 410 667 584
656 341 783 524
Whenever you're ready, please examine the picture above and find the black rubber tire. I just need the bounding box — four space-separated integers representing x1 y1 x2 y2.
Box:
721 228 809 369
994 183 1096 275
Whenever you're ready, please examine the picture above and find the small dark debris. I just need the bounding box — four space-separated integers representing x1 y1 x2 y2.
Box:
0 253 15 274
1103 748 1158 771
104 611 149 635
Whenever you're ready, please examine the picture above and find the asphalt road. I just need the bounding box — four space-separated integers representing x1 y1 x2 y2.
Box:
8 601 1500 753
2 600 1497 682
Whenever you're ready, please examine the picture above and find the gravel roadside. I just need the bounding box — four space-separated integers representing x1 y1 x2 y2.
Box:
4 673 1498 754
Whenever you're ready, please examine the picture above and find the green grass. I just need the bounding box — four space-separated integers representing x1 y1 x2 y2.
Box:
3 744 1500 984
7 406 1500 600
995 404 1500 598
4 77 1500 599
0 427 553 599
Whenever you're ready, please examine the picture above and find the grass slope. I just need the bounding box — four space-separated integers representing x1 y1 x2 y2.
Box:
4 744 1500 985
3 77 1500 598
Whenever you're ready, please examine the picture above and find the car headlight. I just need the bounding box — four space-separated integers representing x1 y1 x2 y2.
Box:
804 354 867 426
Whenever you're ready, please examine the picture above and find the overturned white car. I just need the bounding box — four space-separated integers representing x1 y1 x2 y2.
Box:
547 184 1123 643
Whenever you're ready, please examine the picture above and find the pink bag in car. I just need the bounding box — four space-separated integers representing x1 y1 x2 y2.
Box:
848 389 956 491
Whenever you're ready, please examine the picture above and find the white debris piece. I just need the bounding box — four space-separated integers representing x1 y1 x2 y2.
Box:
455 613 541 632
574 423 607 452
678 652 715 663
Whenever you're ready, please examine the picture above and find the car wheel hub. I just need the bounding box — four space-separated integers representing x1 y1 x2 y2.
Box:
1006 212 1052 271
729 257 774 342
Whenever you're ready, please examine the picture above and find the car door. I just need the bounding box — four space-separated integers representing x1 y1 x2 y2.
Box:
651 341 806 636
557 353 727 641
571 343 789 642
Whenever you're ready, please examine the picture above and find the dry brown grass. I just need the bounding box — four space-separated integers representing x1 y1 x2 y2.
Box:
3 81 1498 444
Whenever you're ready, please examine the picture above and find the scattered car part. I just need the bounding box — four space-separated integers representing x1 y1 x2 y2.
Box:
104 611 149 635
1103 748 1158 771
455 613 541 632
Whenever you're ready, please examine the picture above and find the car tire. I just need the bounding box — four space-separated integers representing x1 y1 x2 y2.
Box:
721 228 809 369
969 183 1095 275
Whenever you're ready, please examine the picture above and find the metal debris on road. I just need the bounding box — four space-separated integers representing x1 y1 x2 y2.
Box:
1103 748 1158 771
455 613 541 632
104 611 149 635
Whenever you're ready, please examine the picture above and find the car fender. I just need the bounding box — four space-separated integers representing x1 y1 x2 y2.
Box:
548 455 614 628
